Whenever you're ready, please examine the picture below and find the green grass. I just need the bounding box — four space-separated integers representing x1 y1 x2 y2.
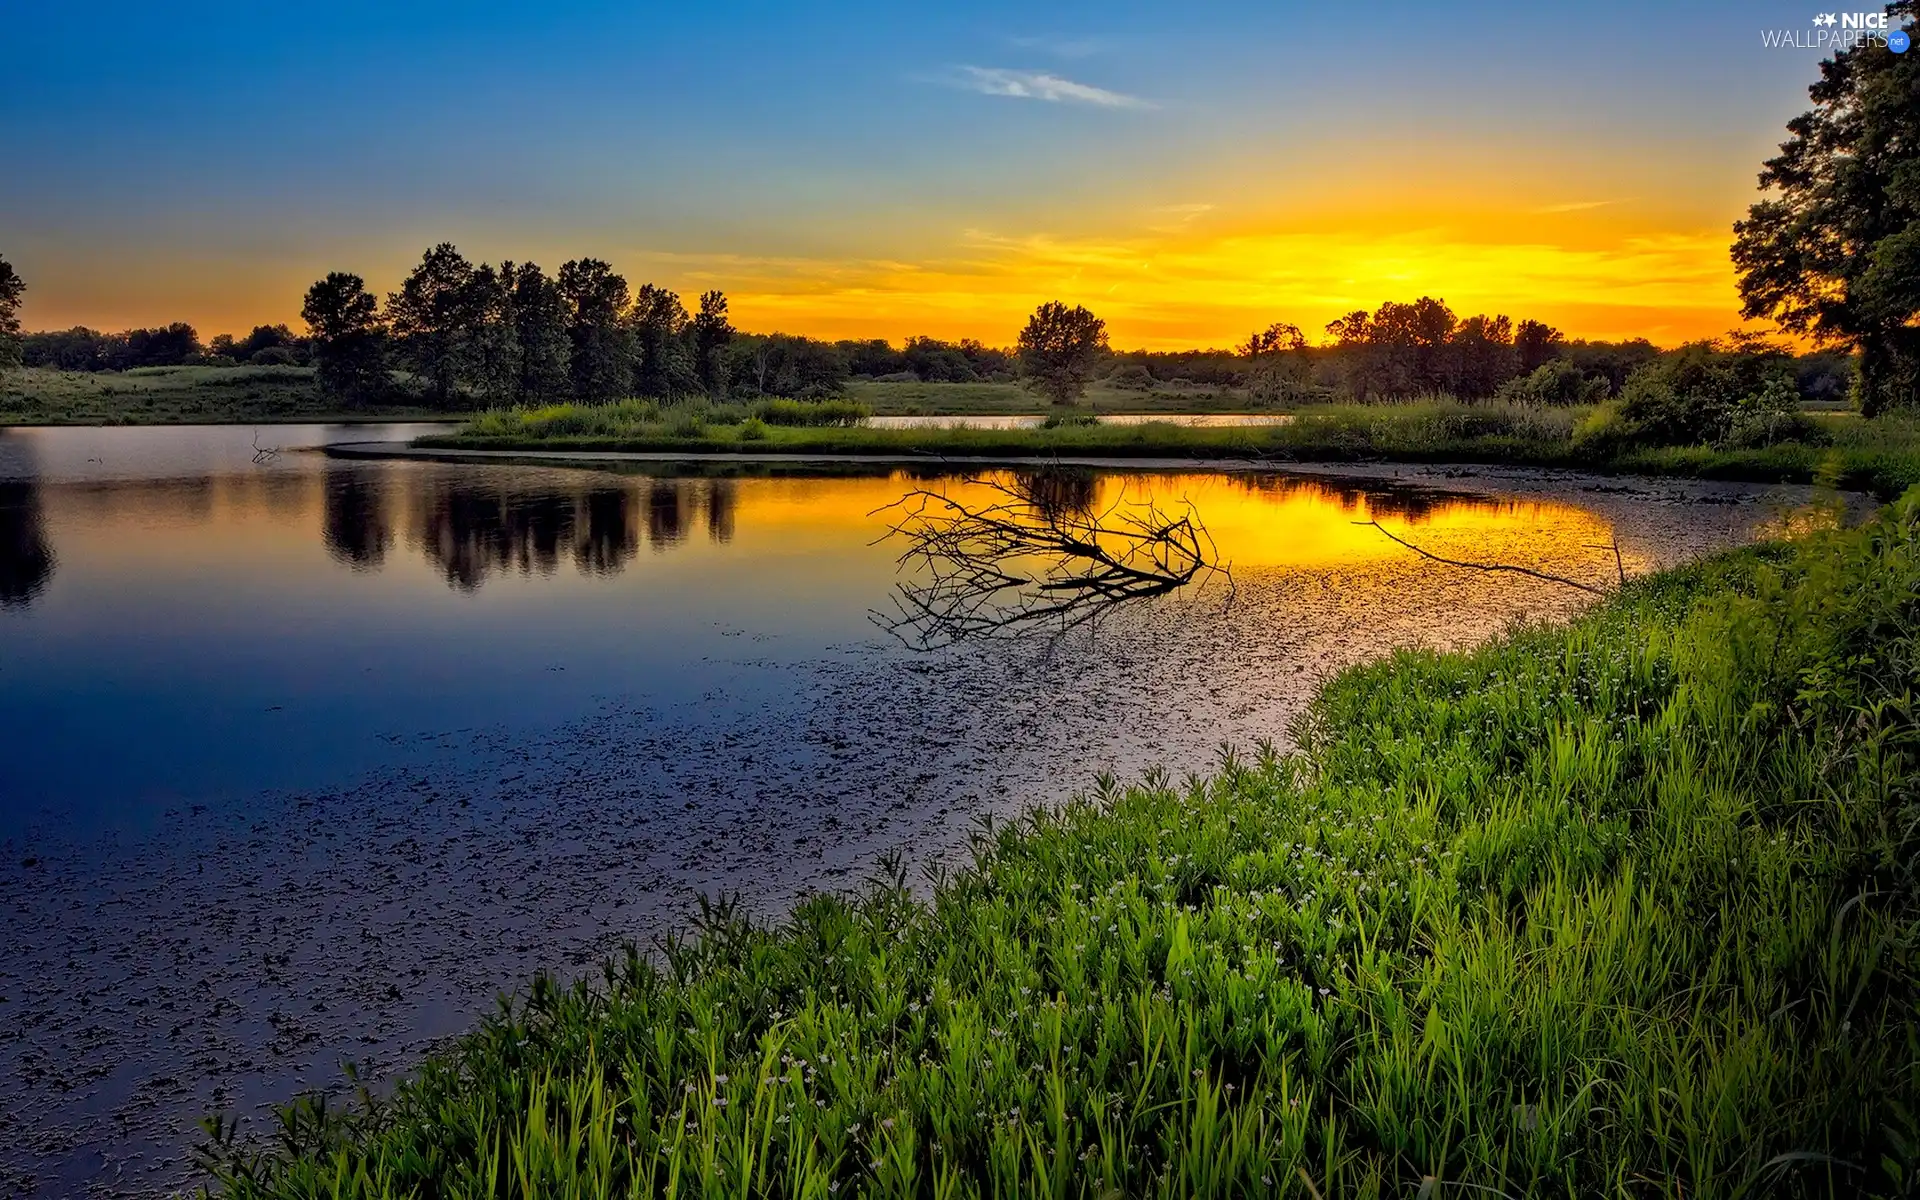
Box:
201 493 1920 1198
0 365 456 425
846 379 1262 415
426 400 1920 501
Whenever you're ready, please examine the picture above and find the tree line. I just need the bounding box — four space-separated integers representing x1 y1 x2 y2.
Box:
0 248 1876 416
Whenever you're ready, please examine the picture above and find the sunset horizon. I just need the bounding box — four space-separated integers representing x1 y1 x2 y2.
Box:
6 1 1842 349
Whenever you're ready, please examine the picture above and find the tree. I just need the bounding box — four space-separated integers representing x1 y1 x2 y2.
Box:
506 262 571 404
0 254 26 376
690 290 734 398
388 243 478 407
301 272 389 405
1447 313 1518 400
1237 322 1310 404
557 258 632 403
630 284 691 398
1513 319 1566 374
1017 301 1108 406
461 263 519 406
1733 4 1920 415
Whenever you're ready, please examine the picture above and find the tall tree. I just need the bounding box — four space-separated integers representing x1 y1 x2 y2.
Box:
557 258 632 403
462 263 520 406
301 272 389 405
1513 319 1566 374
690 290 734 398
388 243 478 407
1733 5 1920 415
1237 321 1310 404
630 284 692 398
506 261 571 404
0 254 25 376
1447 313 1517 400
1016 301 1108 406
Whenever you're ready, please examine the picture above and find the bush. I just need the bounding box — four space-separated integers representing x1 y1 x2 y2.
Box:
738 417 770 440
1040 408 1100 428
754 397 869 427
1106 363 1155 390
1494 360 1608 406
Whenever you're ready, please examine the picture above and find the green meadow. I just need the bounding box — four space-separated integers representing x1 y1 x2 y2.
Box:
0 365 447 425
201 489 1920 1198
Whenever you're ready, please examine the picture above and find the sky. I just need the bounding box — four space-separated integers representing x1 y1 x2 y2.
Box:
0 1 1867 348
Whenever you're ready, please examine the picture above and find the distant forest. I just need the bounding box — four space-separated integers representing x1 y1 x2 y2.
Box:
12 241 1858 410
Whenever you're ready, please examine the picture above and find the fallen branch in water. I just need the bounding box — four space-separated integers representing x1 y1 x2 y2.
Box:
1355 519 1609 595
873 470 1233 649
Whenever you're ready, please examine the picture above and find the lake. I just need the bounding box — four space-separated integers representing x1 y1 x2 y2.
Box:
0 424 1845 1197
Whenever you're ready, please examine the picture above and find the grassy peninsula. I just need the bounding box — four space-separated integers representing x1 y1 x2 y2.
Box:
418 398 1920 502
202 492 1920 1198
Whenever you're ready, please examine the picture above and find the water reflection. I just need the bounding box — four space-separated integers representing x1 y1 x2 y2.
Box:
0 436 56 610
0 478 56 609
323 466 391 571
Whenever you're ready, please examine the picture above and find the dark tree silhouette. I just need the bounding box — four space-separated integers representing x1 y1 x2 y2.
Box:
301 272 389 405
1733 5 1920 414
388 243 478 407
558 259 632 403
690 290 734 398
506 261 571 404
631 284 691 398
0 254 27 376
1017 302 1108 406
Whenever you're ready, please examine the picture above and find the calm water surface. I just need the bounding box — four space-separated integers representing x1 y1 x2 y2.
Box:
0 424 1838 1196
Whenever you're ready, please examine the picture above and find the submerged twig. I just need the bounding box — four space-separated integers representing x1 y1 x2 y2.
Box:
872 470 1233 649
1355 519 1607 595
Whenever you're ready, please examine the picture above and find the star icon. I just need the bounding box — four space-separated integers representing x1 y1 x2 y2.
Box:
1813 12 1837 26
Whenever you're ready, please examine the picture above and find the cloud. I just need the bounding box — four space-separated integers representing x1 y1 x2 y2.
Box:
956 66 1153 110
1529 198 1629 214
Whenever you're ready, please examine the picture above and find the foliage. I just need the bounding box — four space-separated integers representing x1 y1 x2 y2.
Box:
1616 339 1799 446
387 242 479 405
1494 360 1609 407
0 253 23 376
1017 301 1109 406
558 258 633 406
1733 2 1920 414
202 498 1920 1197
301 273 390 406
753 397 869 427
691 290 735 398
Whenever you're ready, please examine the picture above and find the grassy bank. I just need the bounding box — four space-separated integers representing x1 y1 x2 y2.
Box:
424 401 1920 501
0 366 454 425
846 379 1263 415
203 494 1919 1197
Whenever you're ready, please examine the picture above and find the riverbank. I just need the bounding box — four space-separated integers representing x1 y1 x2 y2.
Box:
420 403 1920 501
0 366 457 425
203 490 1920 1198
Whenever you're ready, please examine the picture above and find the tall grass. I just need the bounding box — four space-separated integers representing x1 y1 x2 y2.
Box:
201 493 1920 1197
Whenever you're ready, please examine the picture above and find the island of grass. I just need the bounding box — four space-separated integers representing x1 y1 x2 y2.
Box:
202 492 1920 1198
414 396 1920 503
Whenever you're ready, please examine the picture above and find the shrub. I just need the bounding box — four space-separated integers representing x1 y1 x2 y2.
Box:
754 397 869 427
738 417 770 440
1494 360 1608 406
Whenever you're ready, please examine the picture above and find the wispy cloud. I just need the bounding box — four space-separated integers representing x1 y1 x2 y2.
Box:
1530 198 1630 214
956 66 1153 110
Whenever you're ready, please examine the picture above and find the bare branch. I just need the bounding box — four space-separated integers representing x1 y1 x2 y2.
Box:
871 469 1233 650
1356 520 1608 595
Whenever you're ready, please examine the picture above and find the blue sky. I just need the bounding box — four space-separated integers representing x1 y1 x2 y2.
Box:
0 1 1871 344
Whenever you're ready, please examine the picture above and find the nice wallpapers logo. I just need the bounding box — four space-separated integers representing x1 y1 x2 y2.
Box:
1762 11 1911 51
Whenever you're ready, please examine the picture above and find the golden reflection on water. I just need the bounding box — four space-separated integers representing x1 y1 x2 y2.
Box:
4 462 1645 603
